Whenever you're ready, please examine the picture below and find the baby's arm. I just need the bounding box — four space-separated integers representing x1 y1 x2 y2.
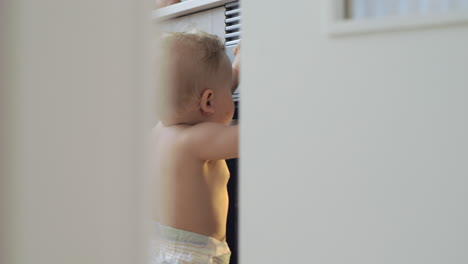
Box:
231 42 241 93
182 122 238 160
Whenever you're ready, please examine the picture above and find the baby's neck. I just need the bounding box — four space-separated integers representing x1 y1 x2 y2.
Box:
162 112 207 127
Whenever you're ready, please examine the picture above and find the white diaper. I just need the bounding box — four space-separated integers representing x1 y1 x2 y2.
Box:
151 223 231 264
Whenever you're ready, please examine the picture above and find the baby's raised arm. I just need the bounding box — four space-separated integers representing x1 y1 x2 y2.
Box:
181 123 238 161
231 42 241 93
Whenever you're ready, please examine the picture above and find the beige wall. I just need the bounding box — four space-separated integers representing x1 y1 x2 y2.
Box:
240 1 468 263
1 0 154 263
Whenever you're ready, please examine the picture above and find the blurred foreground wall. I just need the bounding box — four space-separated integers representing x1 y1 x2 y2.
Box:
1 1 154 263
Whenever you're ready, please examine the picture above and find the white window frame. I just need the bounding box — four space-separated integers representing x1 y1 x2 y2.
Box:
325 0 468 36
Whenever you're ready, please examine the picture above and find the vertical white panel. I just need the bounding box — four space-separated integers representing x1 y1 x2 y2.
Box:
1 0 154 264
242 1 468 264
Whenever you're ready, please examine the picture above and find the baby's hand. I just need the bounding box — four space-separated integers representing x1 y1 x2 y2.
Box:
233 41 240 56
232 42 241 92
233 42 240 72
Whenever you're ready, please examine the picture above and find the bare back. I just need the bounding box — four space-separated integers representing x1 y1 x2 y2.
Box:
153 122 231 242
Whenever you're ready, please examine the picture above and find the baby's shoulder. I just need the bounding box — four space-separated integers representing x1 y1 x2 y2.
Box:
153 122 193 149
154 121 223 150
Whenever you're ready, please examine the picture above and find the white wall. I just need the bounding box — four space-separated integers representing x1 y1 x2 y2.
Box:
1 0 154 264
240 1 468 264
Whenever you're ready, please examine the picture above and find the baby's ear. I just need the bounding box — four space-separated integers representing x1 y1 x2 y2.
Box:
200 89 215 115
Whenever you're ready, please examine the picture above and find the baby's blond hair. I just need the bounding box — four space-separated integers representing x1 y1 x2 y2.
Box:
157 30 226 122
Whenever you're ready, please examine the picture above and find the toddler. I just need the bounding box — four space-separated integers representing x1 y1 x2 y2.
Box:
152 31 240 264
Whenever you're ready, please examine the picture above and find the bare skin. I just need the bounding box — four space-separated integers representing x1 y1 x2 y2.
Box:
153 49 240 242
